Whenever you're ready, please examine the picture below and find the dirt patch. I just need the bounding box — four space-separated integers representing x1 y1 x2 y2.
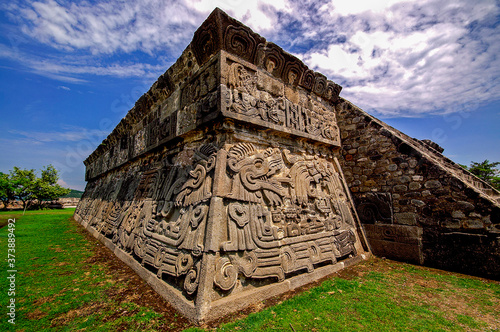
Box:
51 302 107 327
73 219 193 331
26 308 48 320
32 296 54 306
47 245 65 253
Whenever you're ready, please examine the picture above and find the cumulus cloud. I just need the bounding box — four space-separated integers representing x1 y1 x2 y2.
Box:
293 0 500 116
7 0 200 54
1 0 500 117
5 0 289 54
186 0 291 31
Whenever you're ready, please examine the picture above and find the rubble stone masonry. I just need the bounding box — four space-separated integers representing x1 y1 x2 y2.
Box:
336 99 500 279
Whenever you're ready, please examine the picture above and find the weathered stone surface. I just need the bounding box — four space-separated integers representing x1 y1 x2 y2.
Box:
75 8 369 324
409 182 422 190
452 210 466 219
424 180 442 189
76 9 500 317
354 193 392 224
394 212 417 226
362 224 423 264
336 96 500 279
393 185 408 192
457 201 475 212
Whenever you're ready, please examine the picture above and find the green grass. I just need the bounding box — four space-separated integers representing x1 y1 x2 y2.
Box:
0 209 171 331
187 254 499 332
0 209 498 331
186 268 498 332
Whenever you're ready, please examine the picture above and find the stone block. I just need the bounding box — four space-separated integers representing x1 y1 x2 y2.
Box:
452 210 466 219
424 180 442 189
394 212 417 225
409 182 421 190
457 201 475 212
363 224 422 242
411 199 426 207
364 180 377 187
442 219 461 229
399 175 411 183
388 164 398 171
362 224 423 264
358 146 368 153
463 220 484 229
393 185 408 192
363 169 373 175
367 239 423 264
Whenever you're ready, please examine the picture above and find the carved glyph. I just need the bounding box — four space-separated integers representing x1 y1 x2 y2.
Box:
223 61 340 145
213 143 357 291
77 144 218 296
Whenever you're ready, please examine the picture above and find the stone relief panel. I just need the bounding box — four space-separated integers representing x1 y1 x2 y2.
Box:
221 60 341 146
213 143 357 292
76 144 218 298
178 61 220 135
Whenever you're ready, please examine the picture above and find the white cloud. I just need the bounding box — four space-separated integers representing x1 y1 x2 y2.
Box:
11 0 200 54
330 0 414 15
2 0 500 117
6 0 292 56
9 128 108 144
185 0 291 31
57 178 69 187
299 0 500 116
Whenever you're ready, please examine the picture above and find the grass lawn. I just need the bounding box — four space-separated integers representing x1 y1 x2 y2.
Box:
0 209 499 331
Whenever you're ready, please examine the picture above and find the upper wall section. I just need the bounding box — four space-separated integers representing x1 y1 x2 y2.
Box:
191 8 341 101
83 8 343 181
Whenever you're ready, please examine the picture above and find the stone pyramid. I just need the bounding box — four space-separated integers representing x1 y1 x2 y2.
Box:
75 8 370 323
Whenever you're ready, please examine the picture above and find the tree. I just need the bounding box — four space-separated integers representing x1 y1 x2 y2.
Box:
10 167 37 210
33 165 70 206
0 172 15 210
4 165 70 210
465 160 500 190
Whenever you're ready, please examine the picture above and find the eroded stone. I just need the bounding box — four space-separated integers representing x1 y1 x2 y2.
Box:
75 8 368 324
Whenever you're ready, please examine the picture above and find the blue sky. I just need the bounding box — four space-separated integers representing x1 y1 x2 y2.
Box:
0 0 499 191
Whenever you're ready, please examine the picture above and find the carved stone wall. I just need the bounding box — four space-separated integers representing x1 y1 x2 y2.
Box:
76 137 368 323
75 9 368 324
77 6 500 324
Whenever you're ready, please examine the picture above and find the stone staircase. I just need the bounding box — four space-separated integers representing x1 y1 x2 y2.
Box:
413 137 500 206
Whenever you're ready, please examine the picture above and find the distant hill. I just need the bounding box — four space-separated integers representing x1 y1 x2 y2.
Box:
61 189 84 198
